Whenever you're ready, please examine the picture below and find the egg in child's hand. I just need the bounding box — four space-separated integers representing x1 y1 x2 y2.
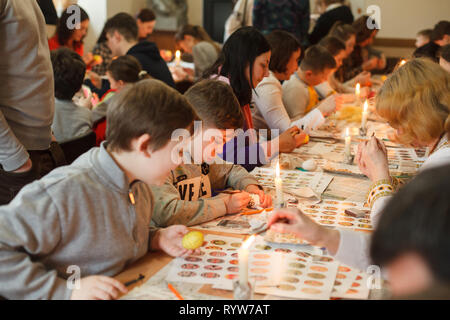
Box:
182 231 204 250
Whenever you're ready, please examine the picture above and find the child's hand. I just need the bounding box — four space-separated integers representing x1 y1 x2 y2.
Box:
245 185 273 208
318 94 337 116
354 71 371 86
224 191 251 214
70 275 128 300
153 225 200 257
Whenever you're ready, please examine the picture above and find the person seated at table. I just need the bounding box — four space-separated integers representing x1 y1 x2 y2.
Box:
50 48 93 143
440 45 450 73
175 24 221 79
414 21 450 62
328 22 372 88
92 55 151 146
0 79 199 300
268 164 450 299
309 0 354 45
341 16 385 81
204 27 308 172
104 13 175 88
253 31 337 135
415 29 432 48
282 45 339 132
355 58 449 226
48 4 98 68
136 8 156 42
151 80 272 227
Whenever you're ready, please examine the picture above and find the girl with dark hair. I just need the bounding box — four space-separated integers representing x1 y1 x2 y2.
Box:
136 8 156 41
48 5 98 67
253 30 331 136
204 27 306 171
175 24 221 78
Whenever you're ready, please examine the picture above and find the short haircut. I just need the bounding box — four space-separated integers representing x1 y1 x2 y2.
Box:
175 24 221 54
50 48 86 100
371 164 450 284
319 36 346 57
184 80 244 130
265 30 301 74
431 20 450 42
107 55 143 83
417 29 432 39
329 22 356 42
376 58 450 145
300 45 337 72
137 8 156 22
440 44 450 62
104 13 138 42
107 79 197 152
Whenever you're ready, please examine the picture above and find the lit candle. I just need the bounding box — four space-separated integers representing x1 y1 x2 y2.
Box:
355 83 361 104
361 100 369 131
345 127 351 159
175 50 181 66
239 235 255 286
399 59 407 66
275 161 284 208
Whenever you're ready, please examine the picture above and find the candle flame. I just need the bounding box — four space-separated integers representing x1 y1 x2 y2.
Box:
363 100 369 112
175 50 181 59
400 59 407 66
355 83 361 95
241 235 256 250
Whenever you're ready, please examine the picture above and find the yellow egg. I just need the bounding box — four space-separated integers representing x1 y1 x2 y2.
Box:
303 134 310 144
182 231 204 250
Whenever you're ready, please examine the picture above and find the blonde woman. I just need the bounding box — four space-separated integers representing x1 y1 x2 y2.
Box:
266 58 450 273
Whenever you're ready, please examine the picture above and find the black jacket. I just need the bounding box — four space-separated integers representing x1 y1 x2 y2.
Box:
413 42 440 62
127 41 175 88
309 5 354 45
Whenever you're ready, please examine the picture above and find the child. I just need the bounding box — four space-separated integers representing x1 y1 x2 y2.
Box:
0 79 198 300
439 44 450 73
415 29 432 48
415 21 450 62
50 48 93 143
282 45 338 132
136 8 156 41
92 55 150 146
151 80 272 227
104 13 175 88
175 24 221 79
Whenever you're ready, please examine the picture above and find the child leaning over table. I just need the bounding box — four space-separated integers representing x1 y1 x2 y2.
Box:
0 79 199 300
151 80 272 228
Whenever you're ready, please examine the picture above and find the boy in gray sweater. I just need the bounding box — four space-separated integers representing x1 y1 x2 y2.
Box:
51 48 93 143
151 80 272 227
0 80 198 300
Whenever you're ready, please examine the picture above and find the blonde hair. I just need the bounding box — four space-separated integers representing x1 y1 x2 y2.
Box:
376 58 450 145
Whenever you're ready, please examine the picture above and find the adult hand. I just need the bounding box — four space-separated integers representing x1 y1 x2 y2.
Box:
70 276 128 300
356 136 390 182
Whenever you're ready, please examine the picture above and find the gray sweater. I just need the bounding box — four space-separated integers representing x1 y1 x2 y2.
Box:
52 99 93 143
0 0 54 171
0 144 158 299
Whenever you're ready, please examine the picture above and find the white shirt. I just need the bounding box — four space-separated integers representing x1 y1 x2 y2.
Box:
251 72 325 135
334 135 450 271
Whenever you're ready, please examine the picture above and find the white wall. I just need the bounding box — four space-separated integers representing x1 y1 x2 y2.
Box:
77 0 107 52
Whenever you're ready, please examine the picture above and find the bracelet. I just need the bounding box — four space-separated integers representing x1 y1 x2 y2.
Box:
366 179 395 208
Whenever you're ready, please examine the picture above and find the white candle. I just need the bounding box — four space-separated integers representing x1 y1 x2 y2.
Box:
355 83 361 105
361 100 369 131
345 127 351 158
275 161 284 207
175 50 181 66
239 235 255 286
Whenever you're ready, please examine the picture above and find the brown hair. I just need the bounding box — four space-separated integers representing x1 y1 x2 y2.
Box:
300 45 336 72
319 36 346 57
184 80 243 129
175 24 221 54
107 79 197 152
265 30 301 74
104 13 138 42
376 58 450 145
136 8 156 22
329 21 356 42
352 15 378 44
107 55 149 83
431 21 450 42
